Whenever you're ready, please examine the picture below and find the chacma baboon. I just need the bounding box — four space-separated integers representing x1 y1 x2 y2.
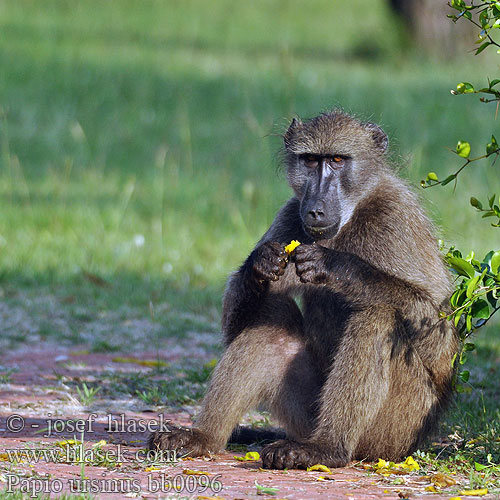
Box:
149 110 459 469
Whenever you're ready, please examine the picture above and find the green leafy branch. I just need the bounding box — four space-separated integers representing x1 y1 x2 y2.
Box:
449 0 500 53
421 137 499 190
446 248 500 388
418 3 500 386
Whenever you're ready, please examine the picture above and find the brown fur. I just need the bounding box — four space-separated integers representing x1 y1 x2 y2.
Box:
149 110 459 469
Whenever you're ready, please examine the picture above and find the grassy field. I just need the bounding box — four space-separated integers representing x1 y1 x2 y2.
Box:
0 0 499 488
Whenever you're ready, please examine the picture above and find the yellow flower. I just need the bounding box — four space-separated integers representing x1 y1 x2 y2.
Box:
284 240 301 254
459 489 488 496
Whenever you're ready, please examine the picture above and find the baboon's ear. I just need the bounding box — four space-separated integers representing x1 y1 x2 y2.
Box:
284 117 302 147
365 122 388 153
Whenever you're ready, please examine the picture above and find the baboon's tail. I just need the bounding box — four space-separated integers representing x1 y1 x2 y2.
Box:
228 426 286 445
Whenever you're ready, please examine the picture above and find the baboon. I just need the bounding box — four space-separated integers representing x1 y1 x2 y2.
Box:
149 110 459 469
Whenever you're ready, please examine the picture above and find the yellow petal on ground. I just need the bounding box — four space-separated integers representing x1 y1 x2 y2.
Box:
401 456 420 471
111 356 168 367
425 485 437 492
307 464 331 473
449 497 462 500
376 459 390 469
57 439 77 447
144 466 161 472
0 453 9 461
284 240 301 254
317 476 335 481
459 489 488 496
93 440 107 447
234 452 260 461
183 469 207 475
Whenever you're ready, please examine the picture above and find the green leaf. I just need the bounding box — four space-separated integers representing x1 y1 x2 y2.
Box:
466 275 480 298
464 342 475 351
487 135 498 154
426 172 439 182
454 311 462 327
480 9 489 27
470 197 482 209
447 257 476 278
475 41 490 54
489 79 500 88
489 193 497 207
441 174 457 186
456 140 471 158
456 82 475 94
450 288 466 308
459 370 470 382
491 251 500 274
451 0 466 10
466 313 472 331
255 481 279 495
471 299 490 319
475 462 488 471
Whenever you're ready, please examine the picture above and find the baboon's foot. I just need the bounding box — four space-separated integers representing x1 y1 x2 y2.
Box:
148 426 216 458
261 439 348 470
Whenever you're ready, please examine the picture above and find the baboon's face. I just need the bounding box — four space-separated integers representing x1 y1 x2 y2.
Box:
283 111 388 240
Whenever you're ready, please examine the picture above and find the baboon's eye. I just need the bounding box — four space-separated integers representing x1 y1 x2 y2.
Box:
303 155 319 168
325 155 345 168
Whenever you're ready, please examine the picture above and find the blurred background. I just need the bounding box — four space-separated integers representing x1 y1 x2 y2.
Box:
0 0 498 341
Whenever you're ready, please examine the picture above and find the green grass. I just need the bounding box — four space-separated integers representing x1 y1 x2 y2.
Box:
0 0 499 488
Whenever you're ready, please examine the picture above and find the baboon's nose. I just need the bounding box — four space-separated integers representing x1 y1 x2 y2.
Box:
307 208 326 224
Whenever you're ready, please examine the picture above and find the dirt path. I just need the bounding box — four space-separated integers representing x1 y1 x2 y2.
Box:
0 345 491 500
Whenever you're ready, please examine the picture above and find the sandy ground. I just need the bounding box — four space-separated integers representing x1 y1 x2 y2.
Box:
0 343 492 500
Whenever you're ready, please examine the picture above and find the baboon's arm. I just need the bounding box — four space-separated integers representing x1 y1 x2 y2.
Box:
295 244 429 308
222 199 307 344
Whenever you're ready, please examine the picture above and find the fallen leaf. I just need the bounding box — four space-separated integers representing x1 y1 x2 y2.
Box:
183 469 207 475
307 464 331 473
430 473 456 488
112 357 168 367
235 451 260 461
459 489 488 496
82 270 111 288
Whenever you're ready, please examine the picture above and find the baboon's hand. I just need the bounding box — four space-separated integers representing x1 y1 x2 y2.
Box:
294 244 330 284
148 426 216 458
261 439 349 469
249 241 288 285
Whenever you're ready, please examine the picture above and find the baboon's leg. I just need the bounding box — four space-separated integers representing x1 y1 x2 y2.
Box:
261 305 437 469
149 295 321 455
355 334 441 461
